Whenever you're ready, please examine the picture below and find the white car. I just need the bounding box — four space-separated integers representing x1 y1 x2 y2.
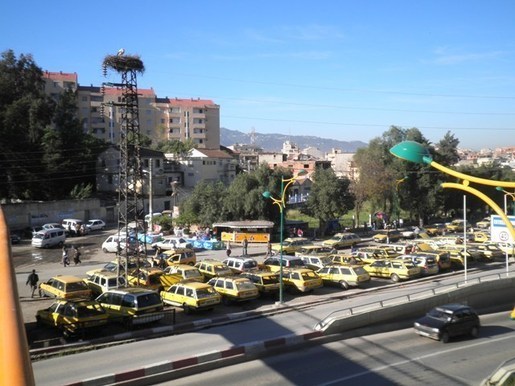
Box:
87 219 106 231
152 237 192 252
101 234 127 253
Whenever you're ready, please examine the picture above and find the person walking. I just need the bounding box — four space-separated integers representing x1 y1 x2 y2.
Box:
72 245 82 265
62 246 70 267
26 269 40 298
242 236 248 256
226 241 232 257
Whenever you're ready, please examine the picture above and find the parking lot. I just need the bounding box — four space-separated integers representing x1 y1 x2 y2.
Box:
13 227 513 350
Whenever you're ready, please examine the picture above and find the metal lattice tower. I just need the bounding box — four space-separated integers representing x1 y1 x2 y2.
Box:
102 51 146 278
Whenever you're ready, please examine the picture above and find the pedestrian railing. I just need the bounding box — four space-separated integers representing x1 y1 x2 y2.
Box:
315 271 511 331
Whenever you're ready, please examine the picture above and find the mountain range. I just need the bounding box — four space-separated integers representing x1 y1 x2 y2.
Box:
220 128 367 153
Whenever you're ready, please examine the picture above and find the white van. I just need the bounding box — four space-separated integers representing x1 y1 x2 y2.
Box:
31 228 66 248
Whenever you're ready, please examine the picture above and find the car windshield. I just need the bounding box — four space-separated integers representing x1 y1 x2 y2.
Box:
195 288 216 298
262 276 279 284
319 256 332 265
353 266 367 275
67 282 89 291
243 261 258 269
214 266 229 273
288 259 305 268
77 303 106 317
301 271 318 279
184 270 201 278
428 308 452 321
134 293 162 307
236 281 256 290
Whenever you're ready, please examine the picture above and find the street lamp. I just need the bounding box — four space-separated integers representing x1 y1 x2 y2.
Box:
390 140 515 278
262 169 307 304
496 187 515 216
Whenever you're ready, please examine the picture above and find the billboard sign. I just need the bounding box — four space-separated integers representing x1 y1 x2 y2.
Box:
490 215 515 243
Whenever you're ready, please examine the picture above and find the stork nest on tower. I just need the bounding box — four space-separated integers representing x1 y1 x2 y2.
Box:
103 54 145 74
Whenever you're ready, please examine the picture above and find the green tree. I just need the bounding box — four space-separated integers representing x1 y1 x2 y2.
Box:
180 181 227 226
0 50 107 200
0 50 54 199
301 167 354 235
155 139 195 158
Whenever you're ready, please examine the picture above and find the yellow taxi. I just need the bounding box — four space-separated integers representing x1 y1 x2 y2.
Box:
270 237 313 255
207 276 259 304
424 223 446 236
164 264 204 282
446 219 468 233
295 245 333 257
282 268 323 293
39 275 92 300
35 299 109 337
316 264 370 290
358 246 400 259
321 232 361 249
330 253 366 265
195 259 233 280
511 306 515 320
160 282 221 313
472 232 490 243
239 271 280 297
372 230 403 243
127 267 182 292
154 248 196 267
96 287 164 326
363 259 421 282
469 243 504 261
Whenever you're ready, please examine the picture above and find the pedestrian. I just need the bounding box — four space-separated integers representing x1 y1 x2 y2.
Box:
62 246 70 267
72 245 82 265
266 241 272 257
297 228 304 237
26 269 40 298
226 241 232 257
242 236 248 256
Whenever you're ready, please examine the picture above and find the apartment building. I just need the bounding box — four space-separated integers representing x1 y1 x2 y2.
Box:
43 71 220 149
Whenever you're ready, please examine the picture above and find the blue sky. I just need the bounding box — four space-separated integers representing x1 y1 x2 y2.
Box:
2 0 515 150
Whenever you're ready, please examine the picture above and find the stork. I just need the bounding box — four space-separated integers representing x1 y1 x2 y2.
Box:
117 48 125 56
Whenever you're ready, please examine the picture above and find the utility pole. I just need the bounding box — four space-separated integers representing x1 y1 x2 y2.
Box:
102 50 145 281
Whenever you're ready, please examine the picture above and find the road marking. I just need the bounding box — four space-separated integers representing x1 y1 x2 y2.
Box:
318 333 515 385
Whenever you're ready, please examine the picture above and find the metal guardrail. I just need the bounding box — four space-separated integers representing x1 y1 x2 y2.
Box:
315 271 511 330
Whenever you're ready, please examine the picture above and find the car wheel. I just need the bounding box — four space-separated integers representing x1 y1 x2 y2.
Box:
470 326 479 338
102 248 108 253
57 241 64 248
222 296 231 306
441 331 450 343
183 304 191 314
339 280 349 290
390 274 400 283
35 316 42 327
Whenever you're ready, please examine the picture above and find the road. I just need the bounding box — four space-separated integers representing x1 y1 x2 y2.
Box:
165 312 515 386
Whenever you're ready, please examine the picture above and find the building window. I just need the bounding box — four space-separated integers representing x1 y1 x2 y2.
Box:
82 96 88 102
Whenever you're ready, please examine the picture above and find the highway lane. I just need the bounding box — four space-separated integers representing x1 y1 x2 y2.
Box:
166 312 515 386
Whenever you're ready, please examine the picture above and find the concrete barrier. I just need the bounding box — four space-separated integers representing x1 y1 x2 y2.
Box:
315 274 515 335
